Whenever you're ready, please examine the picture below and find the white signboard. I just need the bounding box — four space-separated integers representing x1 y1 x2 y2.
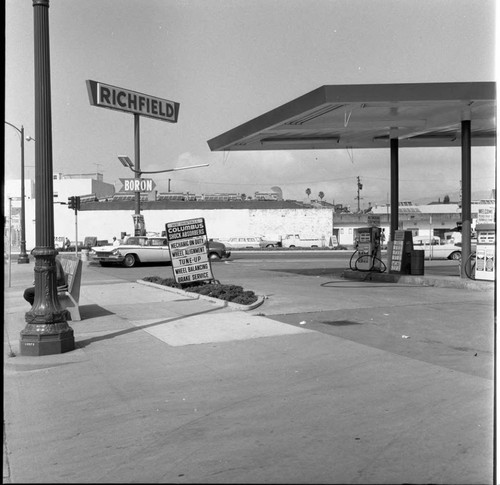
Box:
477 207 494 224
165 218 214 285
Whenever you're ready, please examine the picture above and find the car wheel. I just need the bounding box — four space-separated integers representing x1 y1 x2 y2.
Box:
450 251 461 261
266 244 275 248
123 254 137 267
208 253 221 261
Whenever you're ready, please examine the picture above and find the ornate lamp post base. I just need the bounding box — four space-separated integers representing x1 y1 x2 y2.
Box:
20 248 75 356
17 253 30 264
20 322 75 356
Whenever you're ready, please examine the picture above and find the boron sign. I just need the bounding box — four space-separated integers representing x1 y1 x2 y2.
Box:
119 178 156 193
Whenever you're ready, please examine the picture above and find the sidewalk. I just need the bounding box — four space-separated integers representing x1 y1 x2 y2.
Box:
3 258 495 484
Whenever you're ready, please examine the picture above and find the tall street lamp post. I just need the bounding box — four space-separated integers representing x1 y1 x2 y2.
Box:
20 0 75 356
4 121 31 264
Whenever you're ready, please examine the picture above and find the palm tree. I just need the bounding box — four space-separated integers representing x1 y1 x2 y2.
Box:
318 191 325 201
305 188 311 199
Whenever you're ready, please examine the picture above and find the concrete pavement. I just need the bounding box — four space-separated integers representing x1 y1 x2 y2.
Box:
3 256 495 483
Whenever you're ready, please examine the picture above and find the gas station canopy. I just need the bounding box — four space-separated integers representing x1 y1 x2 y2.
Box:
207 82 496 151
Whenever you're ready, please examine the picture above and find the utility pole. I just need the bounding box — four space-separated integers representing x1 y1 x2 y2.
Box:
4 122 31 264
355 176 363 213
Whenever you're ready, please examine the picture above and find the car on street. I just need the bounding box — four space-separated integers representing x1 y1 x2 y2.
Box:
90 236 231 267
412 237 462 260
225 236 280 249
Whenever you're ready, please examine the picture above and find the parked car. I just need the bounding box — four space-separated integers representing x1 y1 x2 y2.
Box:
281 234 326 248
259 237 281 248
412 237 462 260
90 236 231 267
225 236 280 249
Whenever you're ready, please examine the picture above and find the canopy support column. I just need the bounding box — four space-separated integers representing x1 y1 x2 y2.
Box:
390 135 399 241
460 118 472 279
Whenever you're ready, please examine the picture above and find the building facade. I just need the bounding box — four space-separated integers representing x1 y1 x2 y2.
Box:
4 175 495 251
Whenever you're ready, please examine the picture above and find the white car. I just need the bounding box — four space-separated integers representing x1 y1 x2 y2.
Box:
90 236 230 267
412 238 462 260
225 236 279 249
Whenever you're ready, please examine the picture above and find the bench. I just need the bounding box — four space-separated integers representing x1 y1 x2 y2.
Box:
58 256 83 321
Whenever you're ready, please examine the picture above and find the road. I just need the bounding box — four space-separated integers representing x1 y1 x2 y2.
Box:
84 249 464 282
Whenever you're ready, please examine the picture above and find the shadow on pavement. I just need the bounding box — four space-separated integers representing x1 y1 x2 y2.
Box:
77 304 115 319
75 305 222 349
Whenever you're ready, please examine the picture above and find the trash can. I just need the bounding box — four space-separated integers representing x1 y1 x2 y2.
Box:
410 250 425 275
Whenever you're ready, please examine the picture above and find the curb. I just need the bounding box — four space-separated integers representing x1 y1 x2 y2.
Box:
341 269 494 291
136 280 265 311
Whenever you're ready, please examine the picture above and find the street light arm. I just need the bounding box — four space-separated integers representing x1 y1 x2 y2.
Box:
4 120 22 135
6 122 35 142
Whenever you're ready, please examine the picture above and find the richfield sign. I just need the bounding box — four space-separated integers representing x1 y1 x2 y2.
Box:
86 80 180 122
165 218 214 285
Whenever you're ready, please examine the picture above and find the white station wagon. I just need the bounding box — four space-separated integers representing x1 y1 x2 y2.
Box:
412 237 462 260
225 236 280 249
90 236 230 267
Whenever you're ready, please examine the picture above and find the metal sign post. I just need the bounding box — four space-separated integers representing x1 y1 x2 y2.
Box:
134 114 141 216
74 210 78 256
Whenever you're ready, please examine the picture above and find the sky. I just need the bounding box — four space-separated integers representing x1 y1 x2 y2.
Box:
4 0 497 209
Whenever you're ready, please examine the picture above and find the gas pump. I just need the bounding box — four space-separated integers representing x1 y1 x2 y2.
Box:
350 227 384 272
474 223 495 281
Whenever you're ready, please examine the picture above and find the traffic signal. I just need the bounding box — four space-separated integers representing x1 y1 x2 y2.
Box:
67 196 81 211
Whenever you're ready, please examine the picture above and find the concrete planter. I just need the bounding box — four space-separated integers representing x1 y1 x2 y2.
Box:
137 279 265 311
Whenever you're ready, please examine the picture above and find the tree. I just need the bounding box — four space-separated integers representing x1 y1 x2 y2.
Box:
305 188 311 199
443 194 450 204
318 191 325 201
241 193 247 201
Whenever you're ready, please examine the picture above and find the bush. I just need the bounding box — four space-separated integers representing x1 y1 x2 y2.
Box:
142 276 258 305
